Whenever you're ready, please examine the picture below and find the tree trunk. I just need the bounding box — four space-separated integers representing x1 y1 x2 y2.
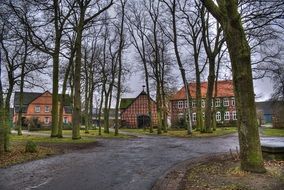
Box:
72 12 85 140
98 89 104 136
204 58 215 133
202 0 265 173
58 49 74 138
84 52 89 134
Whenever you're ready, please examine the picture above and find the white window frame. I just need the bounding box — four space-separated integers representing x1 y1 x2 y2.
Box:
215 98 221 107
178 101 184 109
35 106 40 113
192 112 196 122
201 99 205 108
63 117 68 124
45 106 49 112
216 111 221 121
224 111 230 120
192 100 196 108
232 111 237 120
184 100 188 108
231 98 235 106
44 117 50 124
223 98 229 107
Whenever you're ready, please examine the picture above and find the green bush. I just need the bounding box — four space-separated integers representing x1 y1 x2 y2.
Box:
25 140 37 153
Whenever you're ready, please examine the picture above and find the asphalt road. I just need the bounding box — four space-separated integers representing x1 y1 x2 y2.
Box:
0 133 240 190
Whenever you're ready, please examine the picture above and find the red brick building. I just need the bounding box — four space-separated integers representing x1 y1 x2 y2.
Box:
13 91 72 128
120 90 158 128
170 80 237 126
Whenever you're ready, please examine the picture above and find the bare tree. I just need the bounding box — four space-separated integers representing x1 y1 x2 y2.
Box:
201 0 266 173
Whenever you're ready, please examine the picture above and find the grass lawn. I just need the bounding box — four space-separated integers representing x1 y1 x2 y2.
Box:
1 130 129 168
120 127 237 138
10 133 97 144
37 129 130 139
262 128 284 137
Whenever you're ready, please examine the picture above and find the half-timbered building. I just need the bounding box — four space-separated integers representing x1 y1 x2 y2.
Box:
120 90 158 128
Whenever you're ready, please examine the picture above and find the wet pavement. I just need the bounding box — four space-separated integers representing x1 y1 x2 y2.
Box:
0 133 282 190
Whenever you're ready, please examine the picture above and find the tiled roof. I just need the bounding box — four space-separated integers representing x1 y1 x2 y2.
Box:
120 98 135 109
14 91 73 113
14 92 42 106
170 80 234 100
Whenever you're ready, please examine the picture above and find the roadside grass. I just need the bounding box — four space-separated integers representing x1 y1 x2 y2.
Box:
37 129 130 139
0 142 56 168
181 156 284 190
10 133 97 144
262 128 284 137
120 127 237 138
1 130 129 168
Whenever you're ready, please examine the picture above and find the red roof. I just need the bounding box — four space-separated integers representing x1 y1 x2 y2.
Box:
170 80 234 100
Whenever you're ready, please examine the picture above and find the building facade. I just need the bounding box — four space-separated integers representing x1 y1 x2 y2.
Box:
13 91 72 128
120 90 158 128
170 80 237 127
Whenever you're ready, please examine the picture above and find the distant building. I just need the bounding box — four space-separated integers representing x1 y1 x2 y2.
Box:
256 101 284 127
169 80 237 127
120 90 158 128
13 91 72 129
91 108 119 127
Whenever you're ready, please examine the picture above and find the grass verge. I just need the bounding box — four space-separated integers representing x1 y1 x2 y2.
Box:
120 127 237 138
38 129 130 139
262 128 284 137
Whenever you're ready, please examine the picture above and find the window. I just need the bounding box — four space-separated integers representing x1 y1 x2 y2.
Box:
192 113 196 122
216 111 221 121
35 106 40 113
178 101 184 109
224 111 230 120
201 99 205 108
232 111 237 120
63 117 68 124
192 100 196 108
45 106 49 112
215 98 221 107
231 98 235 106
223 98 229 107
184 100 188 108
44 117 50 124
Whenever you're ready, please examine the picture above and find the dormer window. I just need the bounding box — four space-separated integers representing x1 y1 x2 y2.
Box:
35 106 40 113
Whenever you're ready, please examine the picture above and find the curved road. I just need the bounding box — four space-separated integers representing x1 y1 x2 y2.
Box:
1 133 240 190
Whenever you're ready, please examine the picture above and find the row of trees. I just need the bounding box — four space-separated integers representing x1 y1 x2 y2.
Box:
1 0 284 172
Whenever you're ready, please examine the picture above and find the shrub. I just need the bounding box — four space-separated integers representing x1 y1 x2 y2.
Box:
25 140 37 153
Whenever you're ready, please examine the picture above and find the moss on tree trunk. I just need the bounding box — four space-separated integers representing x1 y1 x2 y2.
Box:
202 0 265 173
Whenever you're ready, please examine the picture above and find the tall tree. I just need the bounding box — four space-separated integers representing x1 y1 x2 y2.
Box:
201 0 265 173
114 0 127 136
71 0 113 139
161 0 193 134
126 1 154 133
